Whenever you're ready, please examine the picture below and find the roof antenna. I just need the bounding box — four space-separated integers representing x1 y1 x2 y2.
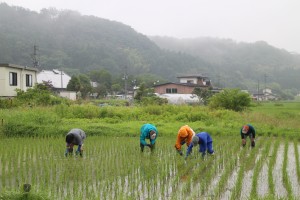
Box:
31 44 39 68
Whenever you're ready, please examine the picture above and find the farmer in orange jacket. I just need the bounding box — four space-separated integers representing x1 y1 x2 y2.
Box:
175 125 195 156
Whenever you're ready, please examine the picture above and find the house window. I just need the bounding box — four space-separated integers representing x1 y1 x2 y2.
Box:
26 74 33 87
9 72 17 86
166 88 177 93
187 80 194 84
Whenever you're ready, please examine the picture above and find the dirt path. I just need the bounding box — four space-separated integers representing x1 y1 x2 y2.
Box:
273 144 287 198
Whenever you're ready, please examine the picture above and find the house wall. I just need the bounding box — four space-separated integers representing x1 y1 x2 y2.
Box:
179 77 206 86
154 83 194 94
0 65 37 97
179 77 197 84
59 91 77 100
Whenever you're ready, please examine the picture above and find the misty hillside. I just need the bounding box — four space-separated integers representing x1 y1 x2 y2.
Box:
0 3 208 81
149 36 300 92
1 3 300 98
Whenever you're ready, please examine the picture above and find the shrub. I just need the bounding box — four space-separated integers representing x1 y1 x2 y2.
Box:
208 88 251 111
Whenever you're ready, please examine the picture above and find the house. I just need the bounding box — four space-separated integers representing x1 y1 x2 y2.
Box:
252 88 278 101
37 69 71 91
154 75 211 95
0 63 38 97
153 74 213 104
37 69 76 100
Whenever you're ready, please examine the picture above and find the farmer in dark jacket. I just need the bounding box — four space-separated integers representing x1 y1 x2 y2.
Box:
140 123 158 152
241 124 256 147
65 128 86 157
186 132 214 159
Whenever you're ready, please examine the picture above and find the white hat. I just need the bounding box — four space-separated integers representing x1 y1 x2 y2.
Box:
192 136 199 146
150 133 156 140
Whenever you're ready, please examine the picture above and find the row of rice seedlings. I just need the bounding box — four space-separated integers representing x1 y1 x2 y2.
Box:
188 138 235 199
294 141 300 184
213 139 248 198
282 140 293 199
249 138 272 199
229 138 261 200
267 139 280 197
240 137 267 200
287 140 300 197
168 136 234 199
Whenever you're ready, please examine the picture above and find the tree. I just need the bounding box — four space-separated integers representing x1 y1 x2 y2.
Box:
192 87 213 105
67 74 92 99
208 88 251 111
78 74 92 99
67 75 81 92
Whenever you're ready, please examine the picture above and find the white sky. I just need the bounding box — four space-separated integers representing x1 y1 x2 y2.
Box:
1 0 300 53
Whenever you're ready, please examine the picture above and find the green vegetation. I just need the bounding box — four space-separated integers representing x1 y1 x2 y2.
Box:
0 101 300 199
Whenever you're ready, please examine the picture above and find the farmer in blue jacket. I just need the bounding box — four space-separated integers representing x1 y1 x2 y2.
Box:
185 132 214 159
140 123 158 152
241 124 256 147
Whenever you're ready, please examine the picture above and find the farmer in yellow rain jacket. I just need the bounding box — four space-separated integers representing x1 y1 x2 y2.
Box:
175 125 195 156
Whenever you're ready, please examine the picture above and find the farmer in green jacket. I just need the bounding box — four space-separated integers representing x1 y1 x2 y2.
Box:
241 124 256 147
65 128 86 157
140 123 158 152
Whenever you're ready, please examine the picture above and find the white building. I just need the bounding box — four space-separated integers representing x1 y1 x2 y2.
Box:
0 63 38 97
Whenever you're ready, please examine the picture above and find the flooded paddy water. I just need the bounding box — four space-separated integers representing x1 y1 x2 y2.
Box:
0 136 299 199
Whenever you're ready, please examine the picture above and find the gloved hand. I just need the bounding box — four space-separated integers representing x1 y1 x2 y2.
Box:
242 139 246 147
65 149 69 157
146 144 152 148
177 150 183 156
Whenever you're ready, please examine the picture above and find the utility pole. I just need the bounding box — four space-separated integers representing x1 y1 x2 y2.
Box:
123 66 128 100
257 80 260 101
32 45 39 68
264 74 267 93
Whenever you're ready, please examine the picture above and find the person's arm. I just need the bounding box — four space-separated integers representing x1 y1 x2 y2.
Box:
200 137 207 157
140 132 147 146
251 126 256 138
186 129 193 147
175 134 182 151
186 143 193 158
240 129 245 139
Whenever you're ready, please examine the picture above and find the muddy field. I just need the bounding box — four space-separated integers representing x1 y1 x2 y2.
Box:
0 136 299 199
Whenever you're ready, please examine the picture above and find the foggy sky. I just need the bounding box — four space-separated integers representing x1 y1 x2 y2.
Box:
1 0 300 53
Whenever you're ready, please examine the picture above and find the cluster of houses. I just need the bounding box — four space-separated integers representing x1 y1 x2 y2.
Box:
0 63 76 100
0 63 278 104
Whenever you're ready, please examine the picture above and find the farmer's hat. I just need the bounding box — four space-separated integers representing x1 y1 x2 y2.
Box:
66 134 75 144
242 125 249 134
192 136 199 146
150 130 156 140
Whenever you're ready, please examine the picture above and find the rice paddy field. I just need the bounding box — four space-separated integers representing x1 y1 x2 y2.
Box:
0 135 299 199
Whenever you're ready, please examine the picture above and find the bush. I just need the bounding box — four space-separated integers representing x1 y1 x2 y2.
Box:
208 88 251 111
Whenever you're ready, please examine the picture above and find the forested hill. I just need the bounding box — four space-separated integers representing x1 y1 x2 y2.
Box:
0 3 208 81
1 3 300 97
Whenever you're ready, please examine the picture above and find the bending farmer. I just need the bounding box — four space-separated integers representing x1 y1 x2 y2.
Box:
186 132 214 159
241 124 256 147
65 128 86 157
140 123 158 152
175 125 195 156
